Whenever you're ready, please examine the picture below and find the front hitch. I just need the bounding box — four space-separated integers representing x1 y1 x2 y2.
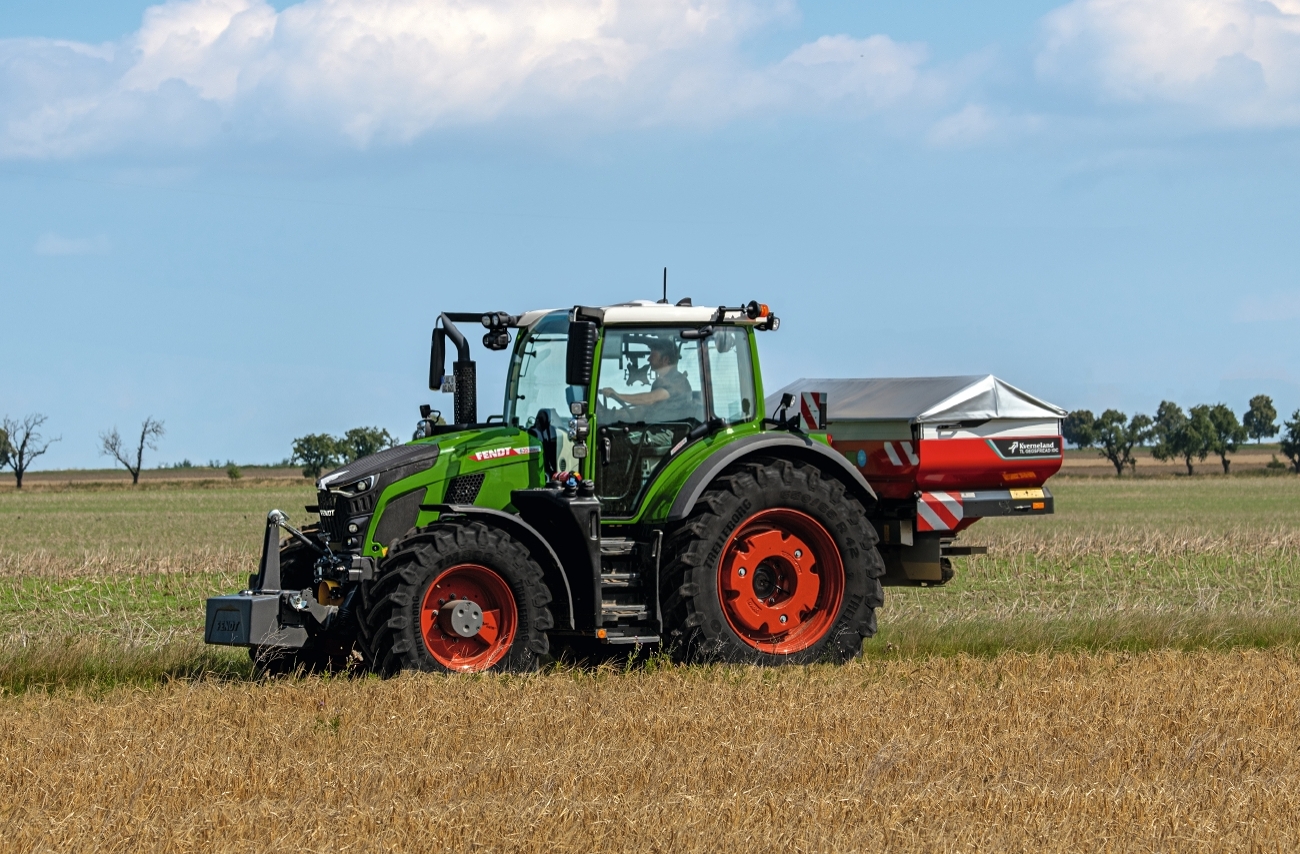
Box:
205 510 353 649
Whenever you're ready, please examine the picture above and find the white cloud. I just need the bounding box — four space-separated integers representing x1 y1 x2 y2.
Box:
0 0 944 158
34 233 111 255
1038 0 1300 126
926 103 996 147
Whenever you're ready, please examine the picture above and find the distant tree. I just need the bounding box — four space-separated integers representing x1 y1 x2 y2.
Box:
99 417 165 485
1 414 61 489
339 426 399 463
1243 394 1279 444
1090 410 1153 477
1281 410 1300 474
1151 401 1212 476
1202 403 1247 474
1062 410 1097 449
0 426 10 471
292 433 342 480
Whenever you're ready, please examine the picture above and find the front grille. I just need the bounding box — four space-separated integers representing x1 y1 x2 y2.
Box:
317 490 344 542
445 473 485 505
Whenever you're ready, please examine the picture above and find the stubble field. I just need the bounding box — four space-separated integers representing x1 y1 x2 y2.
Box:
1 474 1298 851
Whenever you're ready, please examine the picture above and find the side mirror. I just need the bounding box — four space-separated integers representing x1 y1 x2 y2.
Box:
565 320 598 387
430 329 445 391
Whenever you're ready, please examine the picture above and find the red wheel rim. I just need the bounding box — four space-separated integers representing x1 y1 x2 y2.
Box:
418 564 518 672
717 508 845 654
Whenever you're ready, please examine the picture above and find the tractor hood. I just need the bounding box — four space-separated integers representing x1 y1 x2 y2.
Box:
318 442 441 493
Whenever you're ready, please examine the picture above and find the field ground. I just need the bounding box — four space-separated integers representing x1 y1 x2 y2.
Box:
0 464 305 490
4 651 1299 851
1 476 1298 850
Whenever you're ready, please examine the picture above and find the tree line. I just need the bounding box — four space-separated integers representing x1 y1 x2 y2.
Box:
291 427 400 479
0 412 171 488
1063 395 1300 477
1 409 399 488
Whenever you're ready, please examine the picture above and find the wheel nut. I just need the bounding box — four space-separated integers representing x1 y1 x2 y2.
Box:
794 549 803 558
738 567 747 577
779 614 788 623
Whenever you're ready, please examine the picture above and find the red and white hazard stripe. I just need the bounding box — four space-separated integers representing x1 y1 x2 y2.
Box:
800 392 826 431
881 441 919 468
916 491 963 532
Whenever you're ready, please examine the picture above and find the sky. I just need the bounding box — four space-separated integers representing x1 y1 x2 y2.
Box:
4 0 1300 470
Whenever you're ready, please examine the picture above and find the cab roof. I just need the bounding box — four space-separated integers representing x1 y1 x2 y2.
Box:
518 300 769 329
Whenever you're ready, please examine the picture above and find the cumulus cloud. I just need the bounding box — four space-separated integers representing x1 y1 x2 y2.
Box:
1038 0 1300 126
0 0 944 158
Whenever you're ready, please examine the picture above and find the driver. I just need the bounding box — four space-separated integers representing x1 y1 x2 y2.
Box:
600 337 693 421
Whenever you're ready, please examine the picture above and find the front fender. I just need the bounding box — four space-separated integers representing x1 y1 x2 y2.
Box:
416 504 576 631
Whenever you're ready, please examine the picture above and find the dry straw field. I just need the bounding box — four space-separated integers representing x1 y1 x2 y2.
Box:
1 474 1299 851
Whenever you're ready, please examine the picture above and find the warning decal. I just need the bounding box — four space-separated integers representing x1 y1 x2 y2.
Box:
916 491 964 532
800 392 827 431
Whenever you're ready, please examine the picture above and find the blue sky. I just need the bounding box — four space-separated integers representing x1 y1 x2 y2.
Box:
4 0 1299 470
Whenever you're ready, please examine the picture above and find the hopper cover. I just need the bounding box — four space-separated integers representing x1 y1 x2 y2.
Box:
766 375 1066 424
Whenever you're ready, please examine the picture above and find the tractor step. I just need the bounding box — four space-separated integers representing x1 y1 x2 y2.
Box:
600 601 649 620
601 629 660 645
599 571 639 588
600 538 637 556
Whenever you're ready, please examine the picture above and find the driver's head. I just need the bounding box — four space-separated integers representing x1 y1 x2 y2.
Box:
646 338 678 369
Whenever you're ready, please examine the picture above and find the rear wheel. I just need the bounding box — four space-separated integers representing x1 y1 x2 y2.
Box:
662 458 884 664
360 521 553 675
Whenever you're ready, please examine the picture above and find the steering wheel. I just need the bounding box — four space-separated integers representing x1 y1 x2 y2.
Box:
599 390 628 410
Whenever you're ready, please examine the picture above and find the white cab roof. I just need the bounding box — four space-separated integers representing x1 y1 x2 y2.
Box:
521 301 766 328
766 375 1066 424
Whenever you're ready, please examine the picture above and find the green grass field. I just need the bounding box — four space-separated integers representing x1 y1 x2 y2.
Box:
0 476 1297 692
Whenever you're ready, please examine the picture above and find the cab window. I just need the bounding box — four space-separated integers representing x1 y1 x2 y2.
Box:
595 325 756 517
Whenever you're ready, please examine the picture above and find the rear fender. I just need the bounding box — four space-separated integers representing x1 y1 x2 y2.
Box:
666 432 878 522
409 504 576 630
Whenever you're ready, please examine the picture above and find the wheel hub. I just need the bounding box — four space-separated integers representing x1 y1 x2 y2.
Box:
439 598 484 638
750 563 779 600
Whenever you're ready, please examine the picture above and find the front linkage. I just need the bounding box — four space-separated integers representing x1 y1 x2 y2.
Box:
205 509 374 670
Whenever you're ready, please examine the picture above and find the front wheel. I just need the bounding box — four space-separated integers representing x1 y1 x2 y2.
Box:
661 458 884 664
359 521 553 675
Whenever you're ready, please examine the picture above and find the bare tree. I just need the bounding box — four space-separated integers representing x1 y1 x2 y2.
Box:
100 417 165 485
1 414 61 489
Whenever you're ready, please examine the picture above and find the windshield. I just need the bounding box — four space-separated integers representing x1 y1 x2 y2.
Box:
506 311 579 429
596 328 706 425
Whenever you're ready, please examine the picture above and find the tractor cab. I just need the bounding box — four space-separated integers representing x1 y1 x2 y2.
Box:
502 305 762 519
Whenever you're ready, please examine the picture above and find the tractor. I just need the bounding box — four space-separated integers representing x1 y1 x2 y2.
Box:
206 298 1062 673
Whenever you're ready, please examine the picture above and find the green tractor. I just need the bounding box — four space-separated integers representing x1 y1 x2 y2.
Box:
206 300 886 673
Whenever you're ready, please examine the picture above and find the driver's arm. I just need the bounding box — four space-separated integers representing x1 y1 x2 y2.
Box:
601 386 668 406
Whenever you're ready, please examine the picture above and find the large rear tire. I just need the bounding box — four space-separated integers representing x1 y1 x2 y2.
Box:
661 458 884 664
360 521 553 675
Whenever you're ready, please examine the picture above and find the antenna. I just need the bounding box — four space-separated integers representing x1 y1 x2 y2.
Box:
660 267 668 304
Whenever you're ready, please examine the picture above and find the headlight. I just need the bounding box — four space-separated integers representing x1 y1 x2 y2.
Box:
334 475 376 497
